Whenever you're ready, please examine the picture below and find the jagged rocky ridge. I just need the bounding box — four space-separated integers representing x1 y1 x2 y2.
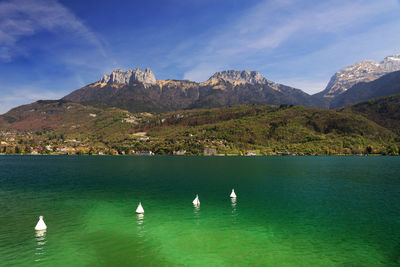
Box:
99 68 156 86
317 55 400 98
210 70 268 84
330 70 400 109
63 69 323 113
208 70 281 91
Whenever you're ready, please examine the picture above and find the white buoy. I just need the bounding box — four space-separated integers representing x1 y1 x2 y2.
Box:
34 216 47 231
136 202 144 214
230 189 237 198
192 194 200 206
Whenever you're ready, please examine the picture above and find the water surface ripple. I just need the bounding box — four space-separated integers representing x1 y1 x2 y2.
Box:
0 156 399 266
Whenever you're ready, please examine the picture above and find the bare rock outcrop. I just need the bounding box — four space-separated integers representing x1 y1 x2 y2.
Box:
100 68 156 86
318 55 400 98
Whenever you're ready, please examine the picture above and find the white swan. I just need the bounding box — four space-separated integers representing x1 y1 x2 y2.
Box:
192 194 200 206
230 189 237 198
35 216 47 231
136 202 144 214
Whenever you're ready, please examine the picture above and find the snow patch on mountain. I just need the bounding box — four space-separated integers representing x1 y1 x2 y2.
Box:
320 55 400 98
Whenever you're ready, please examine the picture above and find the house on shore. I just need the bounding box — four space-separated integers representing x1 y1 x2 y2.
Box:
136 151 154 156
203 148 217 156
173 150 186 155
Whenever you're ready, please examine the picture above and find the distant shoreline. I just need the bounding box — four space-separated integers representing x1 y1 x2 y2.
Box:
0 153 396 157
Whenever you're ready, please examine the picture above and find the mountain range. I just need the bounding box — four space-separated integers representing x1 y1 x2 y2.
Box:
0 54 398 116
61 55 400 113
1 54 400 155
62 69 322 113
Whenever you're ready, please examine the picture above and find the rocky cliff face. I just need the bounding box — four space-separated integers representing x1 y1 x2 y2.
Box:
317 55 400 98
99 68 157 86
381 55 400 72
330 70 400 109
210 70 267 84
206 70 281 91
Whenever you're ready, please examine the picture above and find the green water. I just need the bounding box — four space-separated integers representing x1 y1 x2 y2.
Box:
0 156 399 266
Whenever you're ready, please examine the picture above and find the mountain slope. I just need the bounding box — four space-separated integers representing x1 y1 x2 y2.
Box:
330 70 400 109
0 100 145 140
63 69 322 113
64 79 203 113
136 104 397 155
1 102 398 155
339 94 400 136
192 77 321 109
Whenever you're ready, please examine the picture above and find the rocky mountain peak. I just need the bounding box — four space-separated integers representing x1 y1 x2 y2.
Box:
210 70 268 84
319 55 400 98
99 68 156 86
380 55 400 72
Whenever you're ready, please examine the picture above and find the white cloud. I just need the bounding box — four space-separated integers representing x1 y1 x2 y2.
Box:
0 0 106 61
223 0 398 52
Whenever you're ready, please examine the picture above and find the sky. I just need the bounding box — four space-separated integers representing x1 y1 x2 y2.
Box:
0 0 400 114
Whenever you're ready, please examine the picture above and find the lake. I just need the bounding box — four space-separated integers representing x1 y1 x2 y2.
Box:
0 156 399 266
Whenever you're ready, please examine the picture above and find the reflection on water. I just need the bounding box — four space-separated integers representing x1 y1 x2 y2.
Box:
231 198 237 209
136 214 145 237
35 230 46 238
193 204 200 222
137 214 144 225
34 230 46 262
231 198 238 220
193 204 200 213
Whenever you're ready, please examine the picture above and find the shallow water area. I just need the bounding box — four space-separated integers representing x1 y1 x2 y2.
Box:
0 155 399 266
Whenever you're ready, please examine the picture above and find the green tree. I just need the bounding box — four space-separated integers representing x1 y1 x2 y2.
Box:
387 144 399 155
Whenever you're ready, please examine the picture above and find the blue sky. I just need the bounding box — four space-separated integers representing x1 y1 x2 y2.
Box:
1 0 400 114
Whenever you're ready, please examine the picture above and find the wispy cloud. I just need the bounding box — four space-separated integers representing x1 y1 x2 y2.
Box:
0 0 106 61
180 0 400 86
0 0 114 113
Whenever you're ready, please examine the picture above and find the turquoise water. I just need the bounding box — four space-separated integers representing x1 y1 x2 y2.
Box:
0 156 399 266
